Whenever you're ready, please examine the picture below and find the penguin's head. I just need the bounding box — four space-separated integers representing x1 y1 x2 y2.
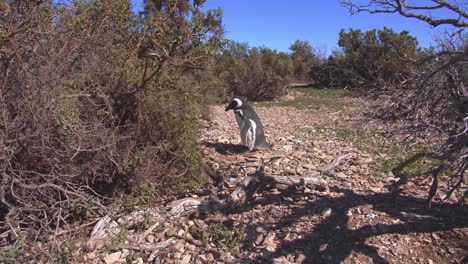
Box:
225 97 243 111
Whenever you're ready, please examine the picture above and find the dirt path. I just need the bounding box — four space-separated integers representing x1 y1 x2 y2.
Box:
81 91 466 264
198 94 467 263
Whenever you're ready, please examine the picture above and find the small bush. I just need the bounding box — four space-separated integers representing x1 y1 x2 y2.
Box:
214 41 294 101
201 222 245 251
0 247 18 263
311 28 420 91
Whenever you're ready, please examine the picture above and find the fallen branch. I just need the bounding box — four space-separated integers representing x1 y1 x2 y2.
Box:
169 163 329 217
266 174 326 186
225 163 266 211
168 197 225 217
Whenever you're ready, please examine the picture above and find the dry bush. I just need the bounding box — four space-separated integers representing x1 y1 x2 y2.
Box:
373 41 467 207
1 1 128 238
341 0 468 207
0 0 222 242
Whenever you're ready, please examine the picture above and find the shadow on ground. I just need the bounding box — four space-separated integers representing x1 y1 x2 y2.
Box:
203 141 249 155
249 187 467 263
207 185 467 264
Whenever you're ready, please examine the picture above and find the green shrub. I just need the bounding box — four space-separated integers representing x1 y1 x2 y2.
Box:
215 41 293 101
0 247 18 263
201 222 245 251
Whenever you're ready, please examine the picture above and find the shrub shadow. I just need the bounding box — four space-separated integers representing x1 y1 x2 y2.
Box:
244 187 467 264
203 141 249 155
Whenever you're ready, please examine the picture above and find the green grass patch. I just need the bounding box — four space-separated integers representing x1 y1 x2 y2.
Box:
0 247 18 263
256 87 355 111
308 125 440 178
374 147 443 178
200 222 245 251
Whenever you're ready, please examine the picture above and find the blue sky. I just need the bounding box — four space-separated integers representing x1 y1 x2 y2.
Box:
131 0 463 55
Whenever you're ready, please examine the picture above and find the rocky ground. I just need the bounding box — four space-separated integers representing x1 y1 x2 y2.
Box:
75 90 466 264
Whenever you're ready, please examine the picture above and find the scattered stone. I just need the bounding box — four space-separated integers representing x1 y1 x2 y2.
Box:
146 235 155 244
319 243 328 252
173 252 182 259
132 257 144 264
180 255 191 264
104 252 124 264
321 208 332 217
186 244 196 252
447 247 457 254
173 242 185 253
366 213 376 219
295 253 306 264
205 253 215 262
177 229 185 236
272 257 294 264
336 172 347 179
358 157 373 164
321 155 334 163
255 226 268 234
302 164 316 170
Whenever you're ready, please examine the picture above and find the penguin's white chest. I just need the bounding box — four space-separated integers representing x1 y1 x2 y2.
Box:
244 119 257 151
237 118 257 151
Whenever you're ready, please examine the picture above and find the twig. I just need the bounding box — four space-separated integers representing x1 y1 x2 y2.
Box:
136 222 160 244
172 234 203 247
117 237 177 251
317 154 353 175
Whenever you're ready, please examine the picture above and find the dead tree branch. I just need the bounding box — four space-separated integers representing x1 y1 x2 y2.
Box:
340 0 468 27
169 160 330 218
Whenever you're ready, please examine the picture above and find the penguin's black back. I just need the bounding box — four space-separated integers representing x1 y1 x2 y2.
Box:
234 103 269 150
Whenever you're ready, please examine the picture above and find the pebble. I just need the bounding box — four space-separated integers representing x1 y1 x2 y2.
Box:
321 208 332 217
104 252 123 264
146 235 155 244
336 172 347 179
256 226 267 234
302 164 316 170
296 253 306 264
205 253 215 261
366 213 376 219
180 255 191 264
173 252 182 259
186 244 196 252
173 242 185 253
132 257 144 264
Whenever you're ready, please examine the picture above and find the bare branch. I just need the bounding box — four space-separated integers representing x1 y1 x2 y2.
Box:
340 0 468 27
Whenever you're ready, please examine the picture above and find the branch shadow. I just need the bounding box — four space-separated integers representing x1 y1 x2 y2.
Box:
247 187 467 264
203 141 249 155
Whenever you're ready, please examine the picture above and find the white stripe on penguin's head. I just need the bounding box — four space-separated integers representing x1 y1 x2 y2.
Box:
232 98 243 109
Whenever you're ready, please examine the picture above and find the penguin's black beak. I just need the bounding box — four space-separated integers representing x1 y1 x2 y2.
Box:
225 101 235 111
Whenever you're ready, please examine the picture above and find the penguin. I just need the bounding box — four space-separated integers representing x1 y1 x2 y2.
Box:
225 97 270 151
